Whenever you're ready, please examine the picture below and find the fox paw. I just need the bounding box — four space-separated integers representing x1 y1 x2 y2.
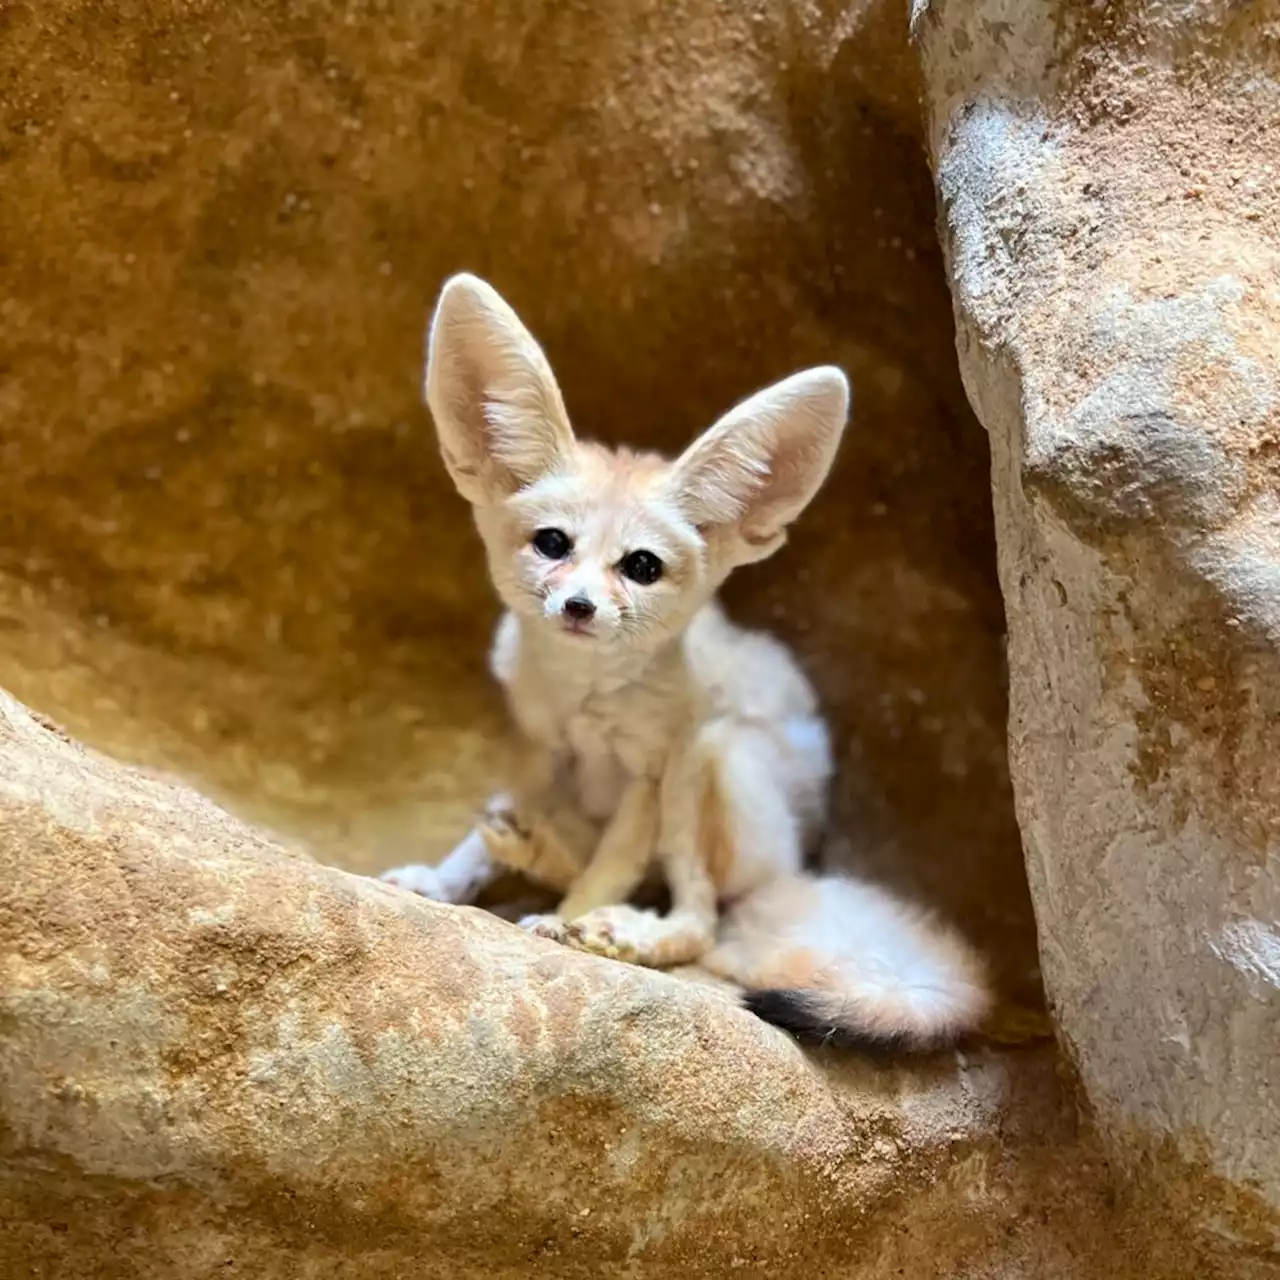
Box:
380 863 448 900
561 905 655 964
478 802 537 872
519 913 571 944
517 908 642 963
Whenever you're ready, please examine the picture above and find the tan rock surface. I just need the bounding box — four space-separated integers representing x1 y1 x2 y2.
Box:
5 0 1276 1272
0 691 1233 1279
1 4 1057 1269
917 0 1280 1259
0 0 1036 1002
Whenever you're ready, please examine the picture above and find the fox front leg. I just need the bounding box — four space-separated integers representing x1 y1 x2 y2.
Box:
555 743 718 967
521 776 659 941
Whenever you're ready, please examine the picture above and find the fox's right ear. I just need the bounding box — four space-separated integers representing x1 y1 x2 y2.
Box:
424 273 575 505
671 367 850 566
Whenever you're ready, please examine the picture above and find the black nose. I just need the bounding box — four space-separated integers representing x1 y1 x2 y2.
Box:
563 596 596 621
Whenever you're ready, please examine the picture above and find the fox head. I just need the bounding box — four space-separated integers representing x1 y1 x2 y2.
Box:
424 273 850 653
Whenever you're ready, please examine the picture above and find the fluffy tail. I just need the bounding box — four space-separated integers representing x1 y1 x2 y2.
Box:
705 874 992 1053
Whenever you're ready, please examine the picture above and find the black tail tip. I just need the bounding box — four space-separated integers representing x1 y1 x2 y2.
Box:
742 988 914 1055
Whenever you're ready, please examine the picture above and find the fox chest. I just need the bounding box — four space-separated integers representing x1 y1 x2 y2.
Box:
561 703 668 822
502 645 679 822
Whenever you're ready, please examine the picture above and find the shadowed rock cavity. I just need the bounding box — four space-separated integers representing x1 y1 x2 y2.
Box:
0 0 1032 997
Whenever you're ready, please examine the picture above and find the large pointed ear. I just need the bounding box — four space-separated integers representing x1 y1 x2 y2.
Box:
424 273 575 505
671 367 850 563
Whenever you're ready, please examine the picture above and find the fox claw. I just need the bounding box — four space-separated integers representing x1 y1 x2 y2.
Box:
519 913 570 943
561 908 639 963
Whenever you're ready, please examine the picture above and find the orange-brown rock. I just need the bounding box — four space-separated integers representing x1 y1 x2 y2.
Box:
3 0 1277 1273
0 0 1033 1005
0 3 1047 1266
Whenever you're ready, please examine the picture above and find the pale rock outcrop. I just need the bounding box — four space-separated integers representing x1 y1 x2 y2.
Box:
916 0 1280 1256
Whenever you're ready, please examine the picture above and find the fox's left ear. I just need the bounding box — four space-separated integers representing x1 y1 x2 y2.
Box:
424 273 575 506
671 367 850 563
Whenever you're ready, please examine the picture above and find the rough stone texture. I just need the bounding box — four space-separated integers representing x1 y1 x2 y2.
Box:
0 0 1038 1004
0 692 1242 1279
0 4 1062 1270
916 0 1280 1262
5 0 1278 1273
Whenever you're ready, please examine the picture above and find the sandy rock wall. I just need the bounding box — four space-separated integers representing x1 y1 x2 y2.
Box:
0 0 1033 997
916 0 1280 1257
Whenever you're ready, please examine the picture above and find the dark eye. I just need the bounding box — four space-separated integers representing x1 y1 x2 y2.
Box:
620 550 663 585
532 528 572 560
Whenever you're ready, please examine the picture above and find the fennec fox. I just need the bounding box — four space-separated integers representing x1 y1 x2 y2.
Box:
381 274 990 1050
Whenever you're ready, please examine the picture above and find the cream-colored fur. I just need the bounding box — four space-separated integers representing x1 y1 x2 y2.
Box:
381 274 991 1050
